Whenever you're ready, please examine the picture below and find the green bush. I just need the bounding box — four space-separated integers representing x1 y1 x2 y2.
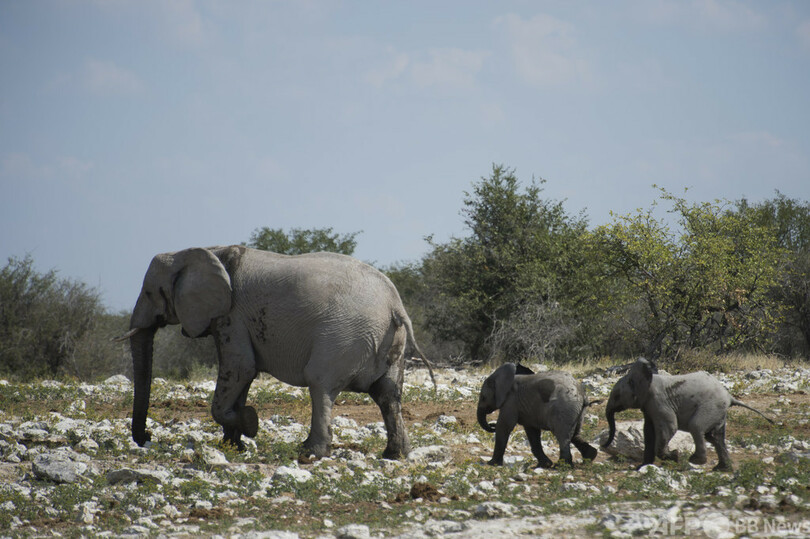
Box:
0 255 105 380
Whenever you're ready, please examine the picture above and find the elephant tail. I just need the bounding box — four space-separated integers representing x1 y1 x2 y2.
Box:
394 310 437 390
730 398 775 424
569 395 591 441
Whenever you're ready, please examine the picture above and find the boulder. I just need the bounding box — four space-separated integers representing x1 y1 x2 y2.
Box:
595 421 695 462
32 450 88 484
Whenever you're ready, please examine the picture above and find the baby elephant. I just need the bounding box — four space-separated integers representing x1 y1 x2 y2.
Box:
477 363 599 468
603 357 774 471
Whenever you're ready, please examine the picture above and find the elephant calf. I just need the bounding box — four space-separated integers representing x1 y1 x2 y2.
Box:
603 357 774 471
477 363 599 468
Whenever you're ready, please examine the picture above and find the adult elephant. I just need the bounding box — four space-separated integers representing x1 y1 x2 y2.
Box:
116 245 433 459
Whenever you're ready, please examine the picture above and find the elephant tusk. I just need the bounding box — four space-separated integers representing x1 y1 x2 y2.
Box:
111 327 142 342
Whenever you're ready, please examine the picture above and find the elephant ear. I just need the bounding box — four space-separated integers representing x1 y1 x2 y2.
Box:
172 248 232 338
515 363 534 375
492 363 517 409
537 379 556 403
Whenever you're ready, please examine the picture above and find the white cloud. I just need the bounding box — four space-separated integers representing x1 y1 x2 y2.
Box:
365 50 410 88
633 0 765 32
495 13 589 87
410 48 489 89
82 59 144 96
157 0 206 49
366 47 488 91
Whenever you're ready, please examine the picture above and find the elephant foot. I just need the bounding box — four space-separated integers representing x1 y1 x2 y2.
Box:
533 458 553 469
487 458 504 466
712 461 733 472
221 426 246 451
661 450 679 462
222 435 246 452
132 429 151 447
239 406 259 438
301 439 331 459
382 446 407 460
689 453 708 465
381 432 411 460
577 443 598 461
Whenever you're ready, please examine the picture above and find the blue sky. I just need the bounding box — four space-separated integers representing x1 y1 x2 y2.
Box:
2 1 809 312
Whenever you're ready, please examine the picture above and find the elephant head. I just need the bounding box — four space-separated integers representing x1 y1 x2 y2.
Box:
119 248 232 446
602 357 657 448
477 363 517 433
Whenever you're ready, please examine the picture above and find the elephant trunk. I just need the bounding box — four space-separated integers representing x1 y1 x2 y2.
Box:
131 326 157 446
603 404 619 448
477 406 496 433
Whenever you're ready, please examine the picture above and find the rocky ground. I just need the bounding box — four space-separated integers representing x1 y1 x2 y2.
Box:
1 362 809 538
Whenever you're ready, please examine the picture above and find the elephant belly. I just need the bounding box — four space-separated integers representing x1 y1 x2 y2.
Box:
251 343 310 387
249 328 385 392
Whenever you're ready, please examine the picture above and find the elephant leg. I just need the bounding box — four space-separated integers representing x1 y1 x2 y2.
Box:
706 424 733 472
641 412 657 466
688 426 708 465
488 416 516 466
302 385 338 458
369 369 411 459
211 324 258 448
554 432 574 467
222 380 255 450
524 426 553 469
572 435 598 461
654 415 678 461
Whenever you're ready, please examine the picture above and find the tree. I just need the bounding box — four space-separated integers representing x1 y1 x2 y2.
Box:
595 189 785 359
245 227 360 255
737 192 810 356
0 255 105 379
420 165 597 363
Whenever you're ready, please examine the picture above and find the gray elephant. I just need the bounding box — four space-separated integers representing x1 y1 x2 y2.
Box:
477 363 598 468
602 357 773 471
115 245 434 459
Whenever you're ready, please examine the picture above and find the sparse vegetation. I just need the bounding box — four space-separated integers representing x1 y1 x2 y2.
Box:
1 366 808 537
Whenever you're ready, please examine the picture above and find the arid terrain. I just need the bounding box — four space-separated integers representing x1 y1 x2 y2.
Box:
1 362 809 538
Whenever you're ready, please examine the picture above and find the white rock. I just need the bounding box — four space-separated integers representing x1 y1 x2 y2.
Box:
200 445 228 465
477 480 496 492
596 421 695 462
332 416 358 429
75 438 99 453
473 501 514 518
273 466 313 483
434 415 457 429
421 519 469 535
32 450 87 483
406 445 451 464
336 523 370 539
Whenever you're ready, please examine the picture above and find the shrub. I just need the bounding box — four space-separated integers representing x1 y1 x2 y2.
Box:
0 255 105 380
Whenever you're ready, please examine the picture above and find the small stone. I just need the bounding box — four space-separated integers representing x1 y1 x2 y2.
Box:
199 445 228 465
336 523 370 539
474 501 514 518
273 465 313 483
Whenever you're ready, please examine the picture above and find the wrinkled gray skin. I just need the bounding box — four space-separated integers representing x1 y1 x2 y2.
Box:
120 246 432 459
602 357 774 471
477 363 598 468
